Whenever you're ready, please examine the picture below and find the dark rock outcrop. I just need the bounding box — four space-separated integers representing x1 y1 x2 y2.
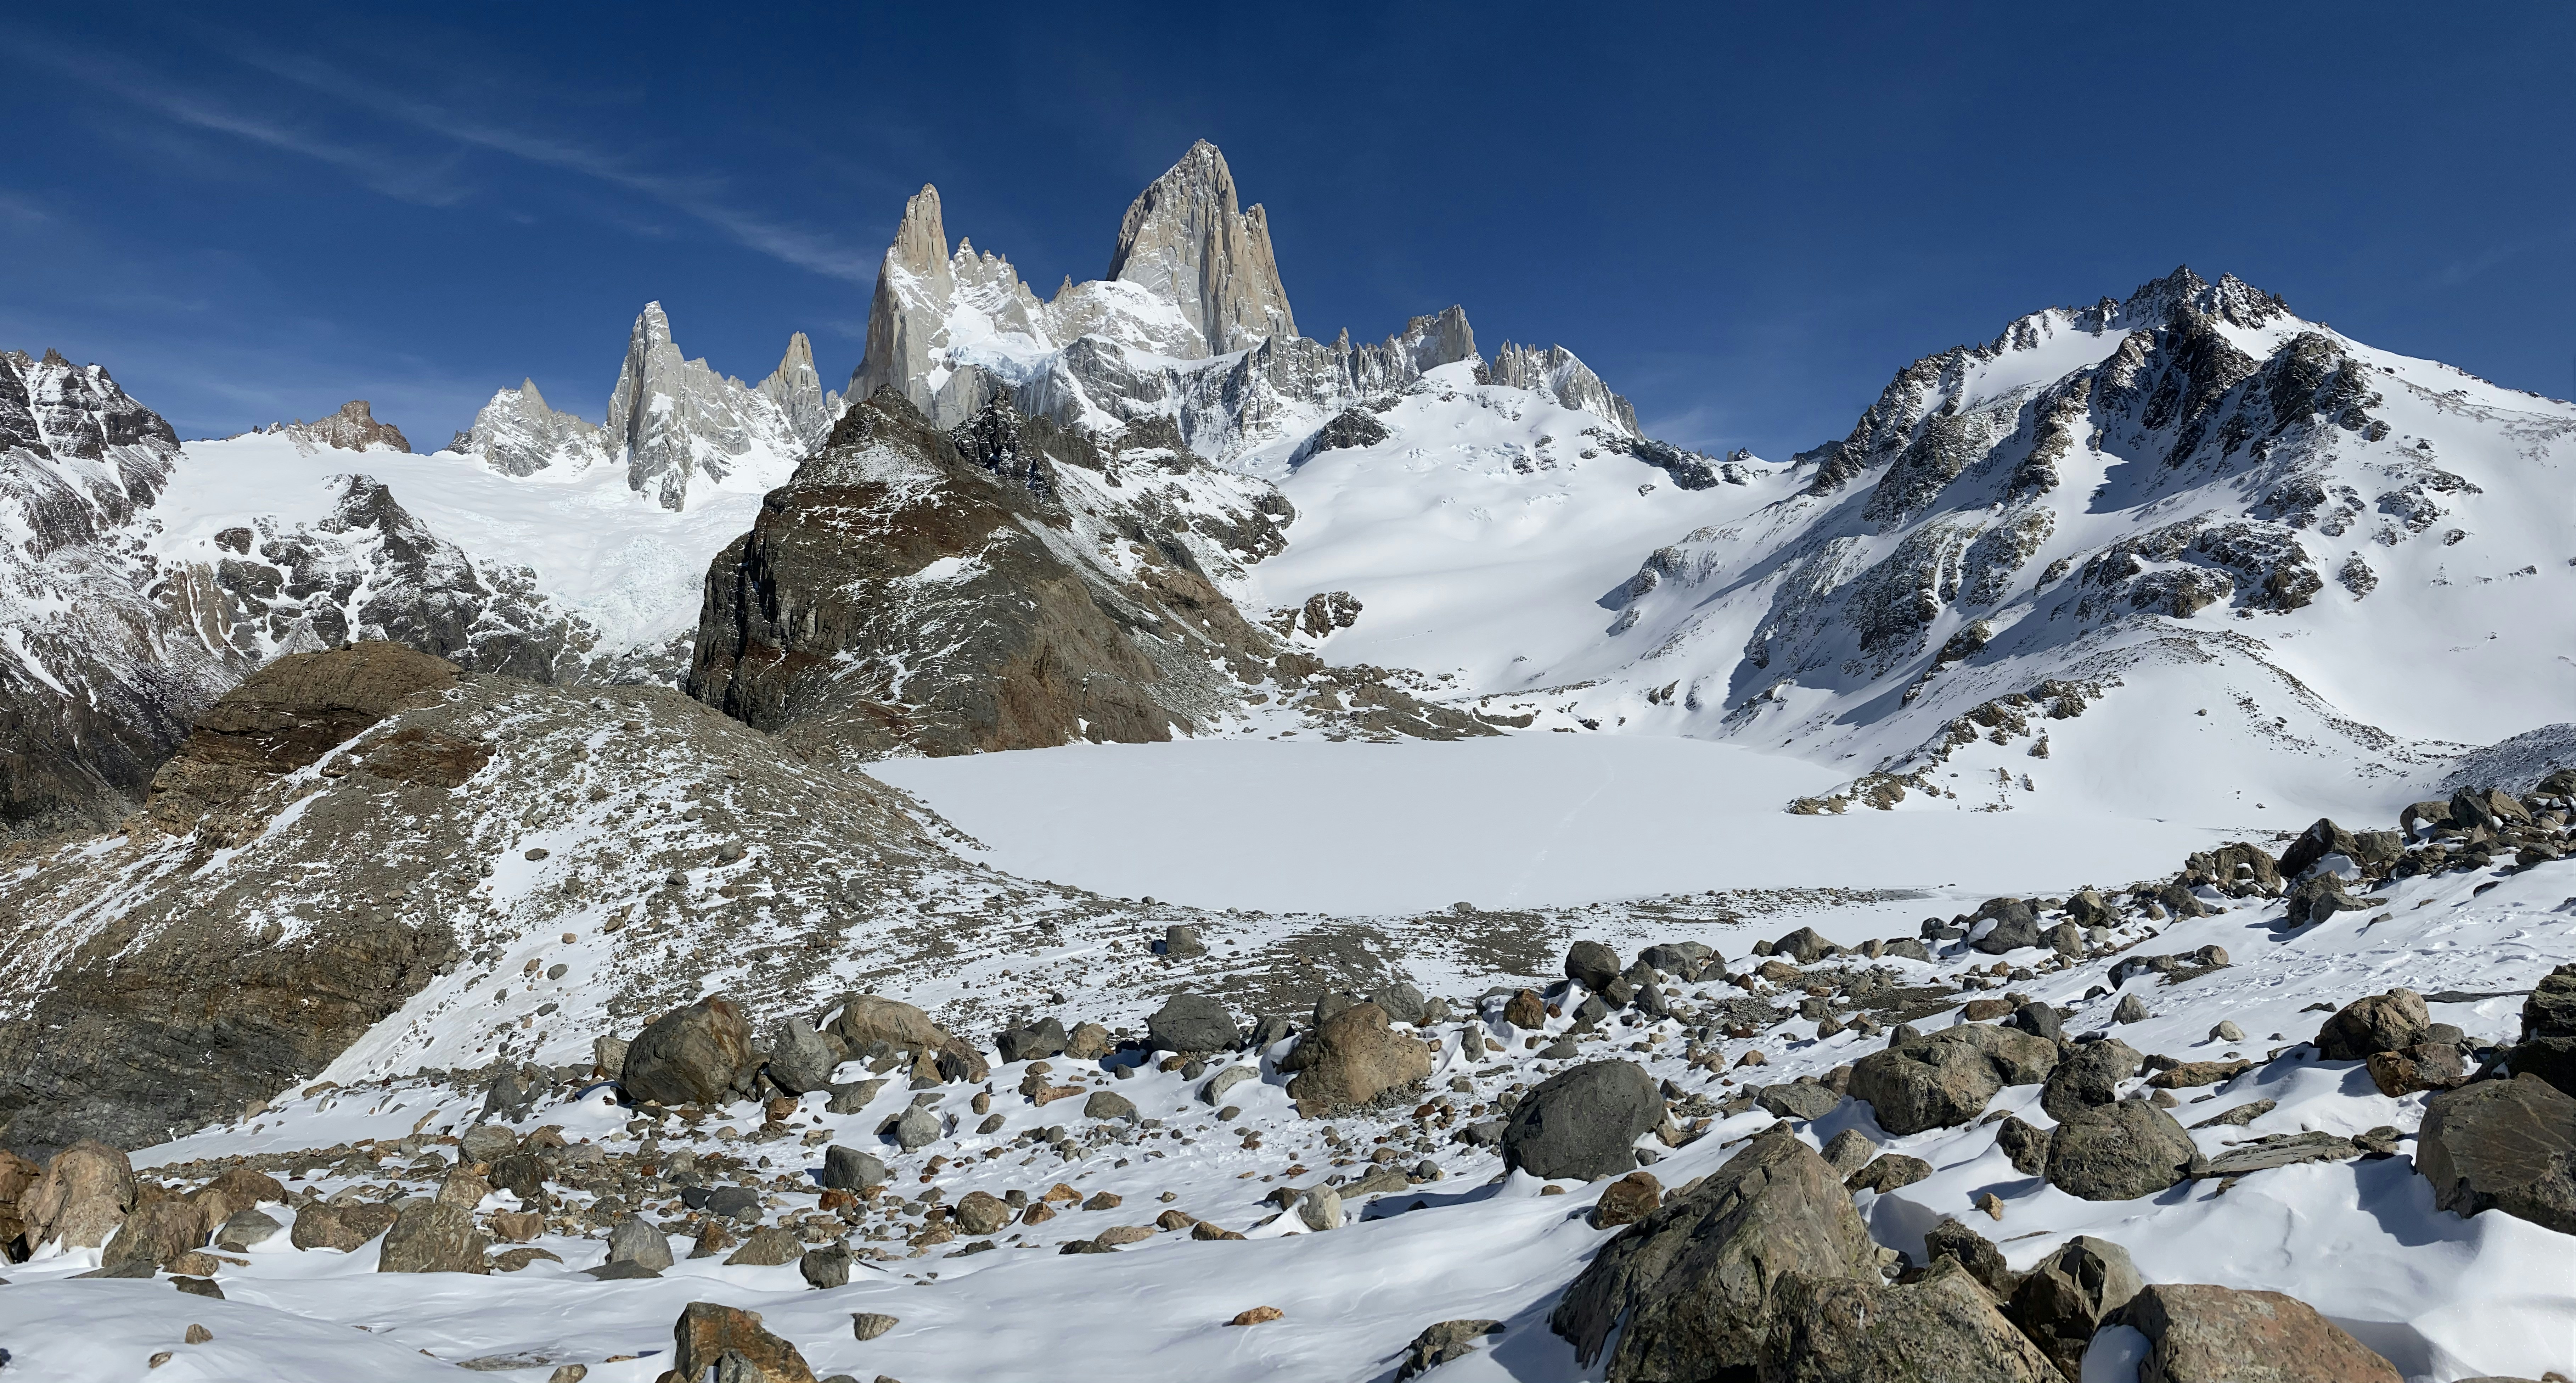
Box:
1503 1060 1663 1181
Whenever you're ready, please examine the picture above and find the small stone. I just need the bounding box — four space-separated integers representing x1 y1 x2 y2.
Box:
2212 1021 2245 1042
1227 1306 1285 1327
1976 1192 2006 1220
173 1277 223 1300
2113 994 2150 1024
851 1312 900 1341
1294 1186 1344 1231
185 1324 213 1343
1591 1172 1662 1228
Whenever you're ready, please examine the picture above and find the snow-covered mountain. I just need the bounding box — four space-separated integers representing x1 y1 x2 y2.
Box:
845 141 1652 481
1258 268 2576 826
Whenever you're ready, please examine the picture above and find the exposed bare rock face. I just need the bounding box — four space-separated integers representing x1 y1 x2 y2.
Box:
686 390 1483 757
607 302 833 510
140 641 463 842
246 400 411 453
449 378 612 477
1106 139 1298 356
0 348 233 840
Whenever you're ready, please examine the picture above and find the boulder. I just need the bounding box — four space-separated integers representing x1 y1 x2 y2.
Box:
1082 1090 1138 1123
1200 1065 1258 1106
1503 1060 1663 1181
606 1215 675 1270
2113 1282 2401 1382
1764 1259 2058 1381
2040 1038 2142 1119
820 1145 888 1192
20 1140 135 1251
2415 1074 2576 1235
2366 1043 2469 1097
1818 1129 1876 1177
800 1245 852 1289
2317 989 2429 1061
1773 927 1834 965
1551 1129 1878 1379
2045 1101 2198 1201
458 1124 519 1164
1280 1002 1432 1118
290 1202 396 1252
1294 1185 1343 1231
1756 1081 1843 1122
2003 1234 2142 1378
724 1226 805 1266
2283 873 2363 927
1565 941 1622 992
1850 1024 2060 1135
2066 890 2117 927
1970 899 2042 954
1640 942 1713 981
670 1301 819 1383
188 1166 285 1233
1501 989 1546 1030
1146 993 1238 1054
1592 1172 1663 1228
1922 1216 2018 1298
1845 1154 1931 1194
621 996 755 1106
1395 1319 1504 1381
1996 1115 2051 1176
101 1196 208 1269
829 993 946 1056
952 1191 1012 1236
1369 981 1429 1027
214 1208 283 1252
2278 817 2362 878
2180 841 2282 897
996 1017 1069 1064
766 1018 840 1095
1163 924 1207 959
377 1201 489 1273
891 1105 942 1148
2012 1001 2064 1041
1064 1022 1112 1060
2507 963 2576 1099
2040 922 2085 958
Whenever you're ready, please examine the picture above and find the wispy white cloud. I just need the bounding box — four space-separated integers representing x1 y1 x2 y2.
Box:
6 36 474 207
226 44 879 284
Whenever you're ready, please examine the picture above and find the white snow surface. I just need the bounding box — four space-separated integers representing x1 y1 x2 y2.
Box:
10 846 2575 1382
153 433 791 651
870 735 2237 913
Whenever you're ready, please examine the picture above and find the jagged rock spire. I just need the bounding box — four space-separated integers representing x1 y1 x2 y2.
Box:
856 187 954 409
1106 140 1297 355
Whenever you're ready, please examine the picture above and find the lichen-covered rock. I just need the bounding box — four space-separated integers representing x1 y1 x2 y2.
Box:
2317 990 2430 1061
765 1017 841 1095
1763 1259 2059 1382
2113 1282 2401 1382
1552 1129 1878 1379
670 1301 819 1383
2416 1074 2576 1235
2003 1234 2142 1378
376 1201 489 1274
828 993 947 1057
1851 1024 2060 1135
620 996 755 1107
1281 1002 1430 1117
19 1140 135 1251
2045 1101 2198 1201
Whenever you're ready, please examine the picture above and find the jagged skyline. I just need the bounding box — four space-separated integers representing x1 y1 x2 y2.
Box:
1 6 2570 467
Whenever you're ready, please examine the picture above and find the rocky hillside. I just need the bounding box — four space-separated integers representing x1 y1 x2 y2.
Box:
686 388 1484 756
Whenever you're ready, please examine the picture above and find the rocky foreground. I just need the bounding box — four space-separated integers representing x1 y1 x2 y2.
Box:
1 766 2572 1379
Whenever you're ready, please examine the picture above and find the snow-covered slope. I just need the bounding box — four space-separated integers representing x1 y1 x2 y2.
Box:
1261 269 2576 827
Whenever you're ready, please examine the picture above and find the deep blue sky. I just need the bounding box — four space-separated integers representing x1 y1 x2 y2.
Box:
4 4 2569 460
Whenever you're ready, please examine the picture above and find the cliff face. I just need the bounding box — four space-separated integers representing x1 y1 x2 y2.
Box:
1105 139 1299 356
603 302 833 511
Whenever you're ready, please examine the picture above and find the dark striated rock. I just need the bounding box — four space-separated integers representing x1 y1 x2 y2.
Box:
1565 940 1622 993
670 1301 819 1383
996 1017 1069 1064
765 1017 841 1095
1147 993 1239 1055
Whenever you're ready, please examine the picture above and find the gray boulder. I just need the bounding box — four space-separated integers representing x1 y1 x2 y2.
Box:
2004 1234 2142 1378
1639 942 1713 981
1395 1320 1504 1381
996 1017 1069 1064
1163 924 1207 959
2509 963 2576 1099
801 1244 853 1289
1849 1024 2060 1135
1551 1129 1878 1379
214 1208 283 1252
376 1202 488 1274
2045 1101 2198 1201
1503 1060 1663 1181
1369 981 1429 1026
2284 872 2364 927
766 1017 840 1095
1996 1115 2051 1176
620 996 755 1106
821 1145 888 1191
2416 1074 2576 1235
2318 989 2430 1061
1772 927 1834 964
1969 899 2041 954
1200 1065 1258 1106
1083 1090 1138 1123
1756 1080 1843 1122
890 1105 942 1149
1922 1216 2018 1298
2040 1038 2143 1120
1764 1260 2057 1381
458 1124 519 1164
1565 940 1621 992
1146 993 1238 1054
606 1215 675 1270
